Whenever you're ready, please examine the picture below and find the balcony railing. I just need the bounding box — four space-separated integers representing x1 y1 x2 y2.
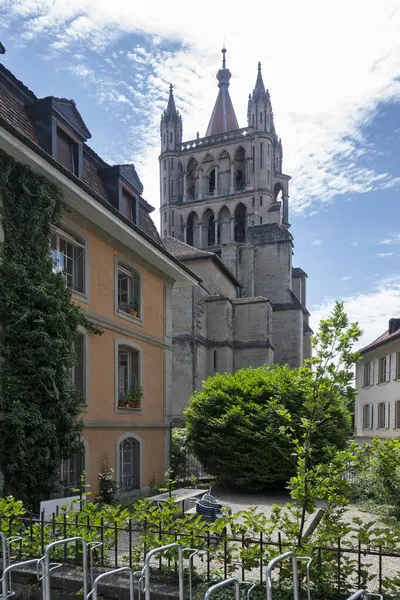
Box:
180 127 254 154
171 183 247 204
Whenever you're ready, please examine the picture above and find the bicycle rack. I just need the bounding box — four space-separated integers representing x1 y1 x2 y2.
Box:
203 578 241 600
87 542 103 588
266 552 300 600
1 558 44 600
139 543 185 600
86 567 135 600
296 556 312 600
40 536 89 600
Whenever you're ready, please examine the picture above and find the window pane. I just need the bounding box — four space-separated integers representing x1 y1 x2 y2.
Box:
121 191 133 221
59 445 85 498
118 266 140 317
120 438 140 491
130 350 139 390
118 270 131 311
74 246 85 293
57 129 77 174
118 351 129 398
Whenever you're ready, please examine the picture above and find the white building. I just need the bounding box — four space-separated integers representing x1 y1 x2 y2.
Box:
355 318 400 442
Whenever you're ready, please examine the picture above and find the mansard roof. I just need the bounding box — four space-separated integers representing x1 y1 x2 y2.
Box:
0 62 161 247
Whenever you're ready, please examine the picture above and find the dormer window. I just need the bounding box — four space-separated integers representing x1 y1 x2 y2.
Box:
56 127 79 175
120 188 137 224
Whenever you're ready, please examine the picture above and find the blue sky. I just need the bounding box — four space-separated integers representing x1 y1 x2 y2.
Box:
1 0 400 347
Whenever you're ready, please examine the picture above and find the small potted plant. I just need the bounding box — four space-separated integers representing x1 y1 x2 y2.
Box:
119 386 143 409
118 397 129 408
128 297 140 317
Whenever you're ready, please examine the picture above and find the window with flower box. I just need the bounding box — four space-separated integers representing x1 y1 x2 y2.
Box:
117 264 141 319
117 346 142 410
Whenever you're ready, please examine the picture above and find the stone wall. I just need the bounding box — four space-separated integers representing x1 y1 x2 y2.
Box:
272 307 303 367
184 258 237 298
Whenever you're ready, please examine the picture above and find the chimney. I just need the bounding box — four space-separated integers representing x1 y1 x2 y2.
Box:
388 318 400 334
0 42 5 55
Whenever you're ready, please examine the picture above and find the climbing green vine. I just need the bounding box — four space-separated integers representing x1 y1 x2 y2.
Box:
0 150 98 508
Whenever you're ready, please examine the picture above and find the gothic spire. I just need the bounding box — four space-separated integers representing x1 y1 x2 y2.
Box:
252 62 266 102
164 83 177 121
205 47 239 137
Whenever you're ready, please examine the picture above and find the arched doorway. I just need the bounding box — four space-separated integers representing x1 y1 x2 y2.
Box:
234 203 246 242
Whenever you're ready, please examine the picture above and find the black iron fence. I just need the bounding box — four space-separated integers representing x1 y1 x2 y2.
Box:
1 512 400 597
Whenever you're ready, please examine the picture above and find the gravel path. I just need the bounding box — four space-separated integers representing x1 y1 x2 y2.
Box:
110 490 400 593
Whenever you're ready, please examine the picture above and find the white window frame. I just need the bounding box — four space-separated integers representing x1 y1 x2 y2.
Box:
51 223 89 301
362 404 371 429
114 339 143 413
363 362 373 387
378 356 389 384
116 432 142 492
115 257 143 325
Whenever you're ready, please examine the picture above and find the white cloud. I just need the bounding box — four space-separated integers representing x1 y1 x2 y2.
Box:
2 1 400 224
342 275 352 281
380 232 400 245
375 252 394 258
351 241 360 247
311 239 323 246
310 275 400 350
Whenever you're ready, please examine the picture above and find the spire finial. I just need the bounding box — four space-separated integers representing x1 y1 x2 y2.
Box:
221 46 227 69
258 61 261 71
169 83 173 93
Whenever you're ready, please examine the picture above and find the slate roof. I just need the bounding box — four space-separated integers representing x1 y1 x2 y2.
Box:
292 267 308 278
360 329 400 354
163 236 242 288
0 62 161 247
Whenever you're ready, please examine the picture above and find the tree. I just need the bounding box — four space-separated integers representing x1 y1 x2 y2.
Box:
0 153 98 509
185 304 358 491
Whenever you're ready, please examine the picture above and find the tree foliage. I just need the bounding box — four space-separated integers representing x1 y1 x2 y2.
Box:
185 302 360 492
0 151 96 508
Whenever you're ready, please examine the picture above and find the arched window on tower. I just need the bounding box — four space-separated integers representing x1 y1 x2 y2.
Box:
234 147 245 191
234 203 246 243
186 158 198 201
186 211 198 247
208 168 216 196
203 209 215 246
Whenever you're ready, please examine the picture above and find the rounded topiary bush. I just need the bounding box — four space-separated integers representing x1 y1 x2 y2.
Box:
185 365 351 490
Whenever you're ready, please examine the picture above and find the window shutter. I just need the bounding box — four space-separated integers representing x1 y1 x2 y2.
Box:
370 362 374 387
386 401 390 429
370 404 374 430
387 355 391 382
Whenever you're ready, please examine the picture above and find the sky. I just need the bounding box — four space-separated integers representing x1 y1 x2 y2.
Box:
1 0 400 349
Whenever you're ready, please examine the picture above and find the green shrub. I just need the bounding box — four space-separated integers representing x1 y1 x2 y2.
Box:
185 364 352 490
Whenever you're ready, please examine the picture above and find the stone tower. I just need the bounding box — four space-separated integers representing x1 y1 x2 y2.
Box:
159 49 311 368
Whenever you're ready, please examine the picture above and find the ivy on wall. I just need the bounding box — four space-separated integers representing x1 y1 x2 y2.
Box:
0 150 97 508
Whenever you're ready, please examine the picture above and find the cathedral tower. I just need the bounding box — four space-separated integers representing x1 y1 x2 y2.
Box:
159 49 311 369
